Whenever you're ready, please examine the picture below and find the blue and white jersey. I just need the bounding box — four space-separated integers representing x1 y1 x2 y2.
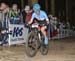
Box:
31 10 49 21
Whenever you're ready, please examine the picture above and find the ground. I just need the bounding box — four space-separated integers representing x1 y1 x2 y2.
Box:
0 38 75 61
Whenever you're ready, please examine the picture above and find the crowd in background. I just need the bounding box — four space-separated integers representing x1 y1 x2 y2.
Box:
0 2 74 46
0 2 33 24
0 2 71 36
0 2 70 27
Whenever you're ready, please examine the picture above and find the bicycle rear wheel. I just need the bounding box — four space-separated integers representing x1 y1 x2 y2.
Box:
40 36 49 55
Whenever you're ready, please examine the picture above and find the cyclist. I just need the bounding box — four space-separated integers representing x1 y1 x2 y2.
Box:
28 4 49 45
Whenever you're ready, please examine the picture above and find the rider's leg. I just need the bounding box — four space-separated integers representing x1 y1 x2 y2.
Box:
41 26 48 45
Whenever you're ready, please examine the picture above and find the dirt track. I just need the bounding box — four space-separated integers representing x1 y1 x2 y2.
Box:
0 38 75 61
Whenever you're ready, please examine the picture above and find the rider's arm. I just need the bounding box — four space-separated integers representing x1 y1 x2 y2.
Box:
28 19 33 24
43 11 49 24
28 13 35 24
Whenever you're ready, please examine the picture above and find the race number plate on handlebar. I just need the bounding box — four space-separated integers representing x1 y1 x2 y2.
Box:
32 23 39 28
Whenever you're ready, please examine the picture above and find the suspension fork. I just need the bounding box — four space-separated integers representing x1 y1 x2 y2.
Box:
38 31 42 43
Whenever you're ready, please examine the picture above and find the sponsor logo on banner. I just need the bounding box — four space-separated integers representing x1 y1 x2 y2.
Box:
8 24 27 45
10 27 23 37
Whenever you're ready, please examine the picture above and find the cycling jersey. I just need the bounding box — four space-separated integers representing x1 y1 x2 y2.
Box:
31 10 49 22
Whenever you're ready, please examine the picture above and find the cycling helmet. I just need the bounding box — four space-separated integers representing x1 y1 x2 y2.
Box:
33 4 41 11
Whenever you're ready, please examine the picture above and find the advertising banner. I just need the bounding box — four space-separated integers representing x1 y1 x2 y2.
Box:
8 24 28 45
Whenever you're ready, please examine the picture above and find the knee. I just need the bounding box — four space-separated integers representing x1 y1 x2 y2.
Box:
41 27 46 32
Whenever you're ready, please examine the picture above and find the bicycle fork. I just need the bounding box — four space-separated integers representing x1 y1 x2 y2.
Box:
38 32 42 43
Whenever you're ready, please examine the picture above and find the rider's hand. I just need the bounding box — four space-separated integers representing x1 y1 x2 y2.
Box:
28 19 33 25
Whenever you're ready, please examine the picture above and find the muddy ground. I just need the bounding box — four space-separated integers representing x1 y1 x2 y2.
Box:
0 38 75 61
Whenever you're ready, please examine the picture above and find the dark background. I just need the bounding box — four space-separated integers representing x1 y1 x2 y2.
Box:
0 0 75 26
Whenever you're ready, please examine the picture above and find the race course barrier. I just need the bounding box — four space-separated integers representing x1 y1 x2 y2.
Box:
8 24 28 45
50 29 74 40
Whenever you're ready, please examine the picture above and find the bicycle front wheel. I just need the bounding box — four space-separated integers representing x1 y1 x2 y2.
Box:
25 31 39 57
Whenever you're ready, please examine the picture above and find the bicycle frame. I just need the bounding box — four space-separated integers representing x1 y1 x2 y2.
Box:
30 26 42 43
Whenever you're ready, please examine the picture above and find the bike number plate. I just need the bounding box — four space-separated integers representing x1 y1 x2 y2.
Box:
32 24 38 28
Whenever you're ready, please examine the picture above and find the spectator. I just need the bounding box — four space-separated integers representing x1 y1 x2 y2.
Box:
21 5 33 26
0 2 8 17
66 21 70 29
12 4 18 11
0 3 8 29
4 5 9 13
9 4 18 17
25 5 33 23
0 3 9 46
0 3 7 11
8 4 21 24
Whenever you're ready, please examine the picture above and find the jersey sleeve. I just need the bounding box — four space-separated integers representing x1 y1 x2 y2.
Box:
31 13 35 21
43 11 49 21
